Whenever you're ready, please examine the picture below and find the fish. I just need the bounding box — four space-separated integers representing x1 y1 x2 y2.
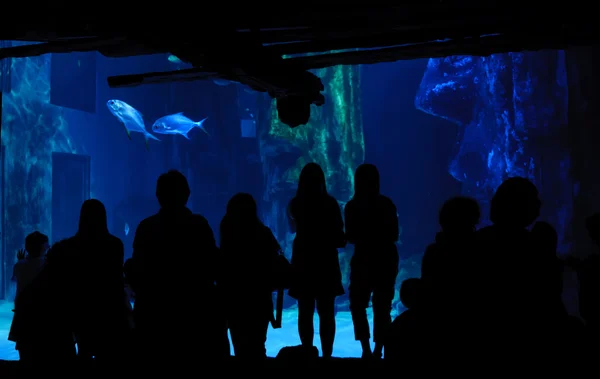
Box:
167 54 183 64
152 112 209 139
106 100 160 150
124 222 130 236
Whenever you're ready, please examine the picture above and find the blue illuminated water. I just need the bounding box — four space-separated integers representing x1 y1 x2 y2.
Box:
0 301 374 360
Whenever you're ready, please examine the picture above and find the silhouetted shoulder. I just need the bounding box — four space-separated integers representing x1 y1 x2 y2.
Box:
475 225 495 240
421 242 440 277
261 224 281 252
45 238 75 265
190 213 211 227
379 194 397 210
107 234 124 250
136 214 159 231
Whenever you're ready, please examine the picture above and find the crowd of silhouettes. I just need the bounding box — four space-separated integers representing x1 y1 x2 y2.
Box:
7 163 600 373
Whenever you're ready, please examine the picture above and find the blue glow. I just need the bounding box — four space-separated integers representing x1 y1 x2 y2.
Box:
0 45 575 360
415 51 571 251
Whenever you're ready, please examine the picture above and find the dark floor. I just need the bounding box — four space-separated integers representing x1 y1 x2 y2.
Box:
0 357 384 378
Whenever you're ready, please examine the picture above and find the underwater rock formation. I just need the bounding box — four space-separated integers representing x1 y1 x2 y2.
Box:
259 64 364 286
1 42 77 288
415 51 572 251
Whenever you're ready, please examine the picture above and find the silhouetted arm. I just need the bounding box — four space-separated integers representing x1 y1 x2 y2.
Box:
344 202 357 245
265 226 282 258
116 238 125 266
128 221 148 292
287 201 296 234
331 198 346 248
199 218 219 285
131 221 146 262
388 201 400 243
420 244 436 281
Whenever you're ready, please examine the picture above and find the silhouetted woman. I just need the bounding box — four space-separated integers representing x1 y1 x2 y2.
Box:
287 163 345 358
219 193 281 360
345 164 399 359
50 199 129 366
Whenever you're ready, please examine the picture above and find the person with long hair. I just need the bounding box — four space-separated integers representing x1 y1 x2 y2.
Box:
53 199 129 366
287 163 345 358
345 164 399 359
219 193 282 360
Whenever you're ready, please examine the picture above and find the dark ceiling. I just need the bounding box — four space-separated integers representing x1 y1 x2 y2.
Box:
0 4 597 126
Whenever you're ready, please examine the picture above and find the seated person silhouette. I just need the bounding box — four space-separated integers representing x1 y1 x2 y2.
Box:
384 278 425 363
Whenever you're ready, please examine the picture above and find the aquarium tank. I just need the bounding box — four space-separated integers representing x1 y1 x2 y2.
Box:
0 41 578 359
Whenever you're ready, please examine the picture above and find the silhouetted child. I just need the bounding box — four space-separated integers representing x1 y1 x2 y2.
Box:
421 197 479 313
8 231 72 368
384 278 424 362
9 232 50 360
579 213 600 331
11 231 49 301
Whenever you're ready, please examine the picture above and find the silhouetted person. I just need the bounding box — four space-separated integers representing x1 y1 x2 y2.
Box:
287 163 345 358
474 177 542 357
384 278 425 364
12 232 49 301
48 199 130 367
219 193 281 361
421 197 479 313
345 164 399 359
8 232 50 364
12 243 79 373
580 213 600 333
530 221 566 318
127 170 223 368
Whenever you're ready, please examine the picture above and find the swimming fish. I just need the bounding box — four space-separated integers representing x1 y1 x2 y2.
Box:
124 222 130 236
167 54 183 64
152 113 209 139
106 100 160 150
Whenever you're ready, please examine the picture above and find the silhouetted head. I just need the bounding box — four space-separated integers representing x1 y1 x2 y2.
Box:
531 221 558 253
78 199 109 238
25 231 49 258
490 177 540 229
439 196 480 233
586 213 600 246
296 163 326 198
156 170 190 209
400 278 422 310
354 164 380 198
226 193 258 222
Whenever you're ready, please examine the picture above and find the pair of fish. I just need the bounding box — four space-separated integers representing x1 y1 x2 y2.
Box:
106 99 208 150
